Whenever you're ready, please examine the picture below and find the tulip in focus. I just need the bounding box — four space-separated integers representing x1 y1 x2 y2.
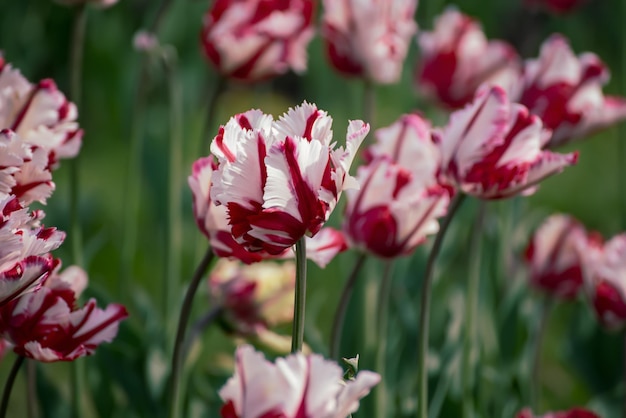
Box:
201 0 315 82
219 345 380 418
582 234 626 330
0 57 83 169
525 214 589 299
210 101 369 254
416 8 520 109
517 407 600 418
322 0 418 84
209 259 295 336
516 34 626 147
0 264 128 361
436 86 578 199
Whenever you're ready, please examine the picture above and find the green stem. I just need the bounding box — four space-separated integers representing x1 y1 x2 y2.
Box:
291 238 308 353
68 6 87 418
417 193 466 418
200 76 226 155
329 253 367 359
461 201 486 418
26 360 37 418
0 356 25 418
162 48 184 326
375 260 394 418
168 247 214 418
530 296 554 411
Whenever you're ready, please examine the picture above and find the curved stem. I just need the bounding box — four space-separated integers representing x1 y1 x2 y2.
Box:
416 193 466 418
291 238 308 353
330 253 367 359
530 296 554 411
462 201 486 418
68 6 87 418
200 76 227 155
183 306 223 358
168 247 215 418
375 260 394 418
0 356 25 418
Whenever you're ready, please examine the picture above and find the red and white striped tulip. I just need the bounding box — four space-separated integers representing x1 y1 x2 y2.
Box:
416 8 521 109
201 0 315 82
219 345 380 418
525 214 589 299
436 86 578 199
0 57 82 168
582 234 626 330
0 264 128 362
516 34 626 147
344 158 448 258
210 102 369 254
322 0 418 84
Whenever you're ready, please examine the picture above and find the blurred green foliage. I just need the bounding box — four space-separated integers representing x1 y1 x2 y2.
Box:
1 0 625 417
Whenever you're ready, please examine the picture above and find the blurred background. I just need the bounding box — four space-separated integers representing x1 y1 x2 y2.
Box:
1 0 625 416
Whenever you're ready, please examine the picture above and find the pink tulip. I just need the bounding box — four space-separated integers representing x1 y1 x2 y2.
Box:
525 214 589 299
416 8 520 109
0 57 83 169
516 34 626 147
322 0 418 84
219 345 380 418
0 264 128 362
210 102 369 254
436 86 577 199
201 0 315 82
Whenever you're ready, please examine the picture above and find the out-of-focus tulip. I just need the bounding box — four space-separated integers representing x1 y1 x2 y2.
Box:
516 34 626 148
0 58 83 169
210 102 368 255
525 214 589 299
524 0 588 14
436 86 577 199
416 8 520 109
201 0 315 82
189 157 347 266
344 158 448 258
209 259 295 335
219 345 380 418
321 0 418 84
582 234 626 330
517 407 600 418
0 264 128 362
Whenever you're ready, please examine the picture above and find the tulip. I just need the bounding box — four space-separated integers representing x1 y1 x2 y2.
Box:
436 86 578 199
525 214 589 299
219 345 380 418
523 0 588 14
321 0 418 84
201 0 315 82
516 34 626 147
416 8 520 109
517 407 600 418
210 102 369 254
